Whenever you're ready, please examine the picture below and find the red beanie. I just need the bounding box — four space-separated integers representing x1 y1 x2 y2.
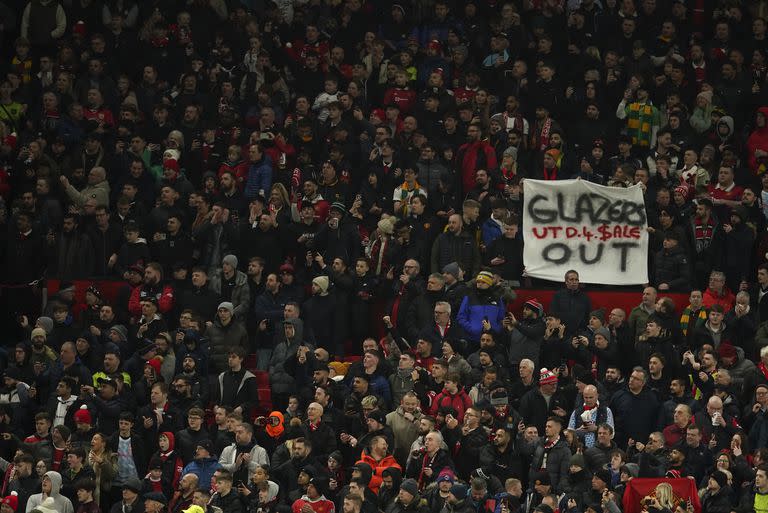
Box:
2 491 18 512
73 405 92 425
146 357 163 376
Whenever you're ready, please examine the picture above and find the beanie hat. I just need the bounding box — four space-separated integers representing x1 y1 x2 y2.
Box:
503 146 518 160
73 405 92 425
523 298 544 317
476 271 494 286
109 325 128 342
710 470 728 488
594 326 611 342
570 453 586 468
489 388 508 406
620 463 639 478
312 276 330 296
436 469 456 484
145 357 163 377
377 217 396 235
163 158 179 172
222 254 238 269
674 184 690 199
589 309 605 323
217 302 234 314
35 317 54 334
539 368 558 386
1 492 18 512
449 483 468 498
330 202 347 216
400 478 419 497
442 262 461 280
593 468 611 485
30 328 47 340
544 148 562 161
719 343 737 359
328 451 343 465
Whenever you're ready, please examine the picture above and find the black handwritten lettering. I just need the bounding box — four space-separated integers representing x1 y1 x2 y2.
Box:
542 243 571 264
613 241 639 272
527 192 646 226
579 244 603 264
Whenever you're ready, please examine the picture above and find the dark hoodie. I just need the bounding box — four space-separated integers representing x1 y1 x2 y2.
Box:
378 467 402 512
268 318 313 395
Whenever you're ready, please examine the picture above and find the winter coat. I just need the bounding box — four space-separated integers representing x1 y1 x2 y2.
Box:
244 155 273 199
504 317 545 368
209 270 251 319
525 438 572 493
457 288 506 343
63 179 110 208
269 318 314 395
431 230 481 277
206 318 249 374
653 244 691 291
429 387 473 422
549 288 592 337
181 456 222 490
609 386 660 447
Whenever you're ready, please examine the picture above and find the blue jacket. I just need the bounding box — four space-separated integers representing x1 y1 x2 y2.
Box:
244 155 273 199
182 457 221 490
481 217 503 247
457 288 505 342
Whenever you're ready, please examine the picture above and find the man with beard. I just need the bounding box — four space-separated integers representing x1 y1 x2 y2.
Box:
294 178 330 224
128 262 175 318
168 473 198 513
478 426 525 485
177 354 208 404
275 437 318 493
386 392 423 466
406 417 437 469
219 421 269 484
169 375 201 420
602 366 626 401
49 213 94 279
215 171 246 215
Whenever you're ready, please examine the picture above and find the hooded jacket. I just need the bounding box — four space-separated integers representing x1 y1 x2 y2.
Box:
151 431 183 496
26 471 74 513
269 318 314 395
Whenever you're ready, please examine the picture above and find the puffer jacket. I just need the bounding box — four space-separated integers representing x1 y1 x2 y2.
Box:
430 230 480 277
268 318 314 395
209 269 251 319
525 437 572 493
206 318 249 373
457 287 506 342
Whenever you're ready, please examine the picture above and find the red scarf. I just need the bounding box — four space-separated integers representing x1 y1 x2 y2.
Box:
543 166 559 180
759 362 768 381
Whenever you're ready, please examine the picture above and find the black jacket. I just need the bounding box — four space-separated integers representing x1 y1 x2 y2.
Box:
653 244 691 291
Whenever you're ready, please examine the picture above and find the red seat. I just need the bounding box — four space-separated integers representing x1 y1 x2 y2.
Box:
254 370 270 388
343 355 362 363
245 354 258 371
257 388 272 412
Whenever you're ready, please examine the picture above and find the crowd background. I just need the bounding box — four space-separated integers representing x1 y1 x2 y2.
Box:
3 0 768 513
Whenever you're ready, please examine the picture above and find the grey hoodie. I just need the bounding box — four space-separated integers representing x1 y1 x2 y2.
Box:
268 318 314 394
25 471 74 513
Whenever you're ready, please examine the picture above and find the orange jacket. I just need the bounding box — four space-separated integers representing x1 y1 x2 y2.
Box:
356 451 402 494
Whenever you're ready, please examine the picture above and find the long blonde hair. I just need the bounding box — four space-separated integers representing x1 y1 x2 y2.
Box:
654 483 677 510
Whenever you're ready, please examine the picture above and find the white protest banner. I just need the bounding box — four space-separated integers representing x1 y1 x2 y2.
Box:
522 179 649 285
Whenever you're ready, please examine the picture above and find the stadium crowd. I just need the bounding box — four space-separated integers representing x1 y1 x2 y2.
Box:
4 0 768 513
